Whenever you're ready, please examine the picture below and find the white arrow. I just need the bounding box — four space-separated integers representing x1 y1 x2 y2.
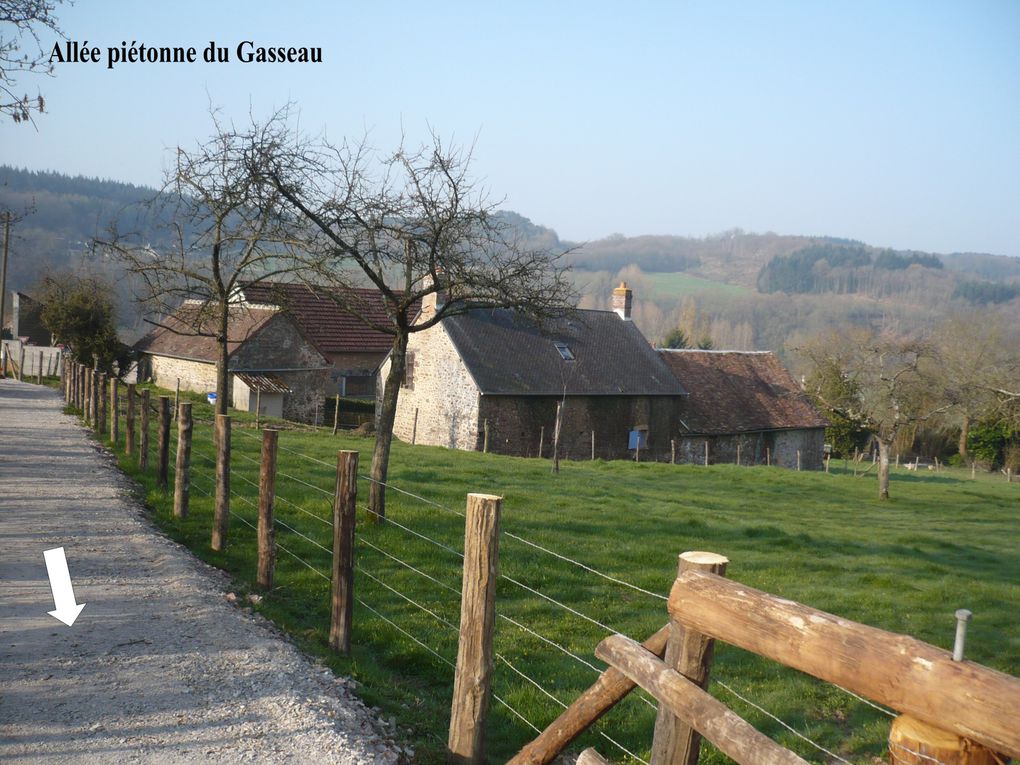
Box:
44 547 86 626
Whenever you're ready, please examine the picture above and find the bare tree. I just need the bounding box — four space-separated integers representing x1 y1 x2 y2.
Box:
800 328 952 500
104 114 315 415
1 0 65 124
250 119 575 518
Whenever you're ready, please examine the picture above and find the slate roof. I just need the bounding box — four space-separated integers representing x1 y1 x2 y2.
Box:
442 308 687 396
241 282 414 355
133 304 277 363
657 350 828 435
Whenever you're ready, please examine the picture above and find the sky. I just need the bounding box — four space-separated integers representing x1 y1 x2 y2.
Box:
3 1 1019 256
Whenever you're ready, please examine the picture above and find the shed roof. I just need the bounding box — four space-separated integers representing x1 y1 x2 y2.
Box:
235 372 291 394
657 350 828 435
442 308 687 396
133 304 277 363
240 282 416 355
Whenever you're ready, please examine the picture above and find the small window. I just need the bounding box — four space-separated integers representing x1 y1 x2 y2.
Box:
553 341 574 361
401 352 415 389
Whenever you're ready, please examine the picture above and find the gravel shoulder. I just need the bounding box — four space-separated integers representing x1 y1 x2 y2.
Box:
0 380 409 764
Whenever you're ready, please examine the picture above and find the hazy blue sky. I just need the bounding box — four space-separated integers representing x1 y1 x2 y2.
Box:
3 1 1018 256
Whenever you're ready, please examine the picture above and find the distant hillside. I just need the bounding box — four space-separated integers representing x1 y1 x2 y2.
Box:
3 165 1018 355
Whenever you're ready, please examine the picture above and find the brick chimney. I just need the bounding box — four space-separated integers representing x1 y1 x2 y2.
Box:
612 281 633 320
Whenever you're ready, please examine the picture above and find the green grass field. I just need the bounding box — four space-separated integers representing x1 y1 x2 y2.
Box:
642 272 751 301
66 380 1020 764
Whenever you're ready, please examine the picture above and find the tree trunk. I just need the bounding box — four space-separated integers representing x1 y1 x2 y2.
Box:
958 415 969 461
368 333 408 521
878 437 891 500
216 302 229 416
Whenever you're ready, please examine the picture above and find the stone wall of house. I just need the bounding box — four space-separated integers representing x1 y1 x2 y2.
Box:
276 368 333 424
148 355 219 397
384 323 480 450
675 428 825 469
479 395 683 460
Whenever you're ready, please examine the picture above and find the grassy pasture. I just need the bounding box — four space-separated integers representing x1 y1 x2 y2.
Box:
82 383 1018 764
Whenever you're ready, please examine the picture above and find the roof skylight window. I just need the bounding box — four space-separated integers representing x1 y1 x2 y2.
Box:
553 341 575 361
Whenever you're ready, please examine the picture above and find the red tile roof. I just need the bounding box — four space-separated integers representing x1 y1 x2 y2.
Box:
133 304 277 362
241 282 413 355
658 350 828 434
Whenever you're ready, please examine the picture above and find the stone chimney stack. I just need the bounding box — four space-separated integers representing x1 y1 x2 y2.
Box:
612 281 633 321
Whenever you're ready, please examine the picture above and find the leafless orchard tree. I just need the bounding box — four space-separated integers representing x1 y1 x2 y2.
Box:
248 115 576 518
801 327 953 500
103 114 318 415
1 0 65 124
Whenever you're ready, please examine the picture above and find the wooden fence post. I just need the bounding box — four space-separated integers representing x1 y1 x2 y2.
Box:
36 350 42 384
736 444 741 466
538 426 544 459
703 441 708 467
17 344 24 381
650 551 730 765
211 414 231 551
257 429 279 590
671 439 676 465
110 377 119 445
483 419 490 453
90 369 99 429
173 402 193 519
125 384 136 456
173 377 180 420
139 389 150 471
592 430 596 461
797 450 802 471
332 393 340 435
98 373 107 436
412 407 419 445
329 449 358 655
157 395 171 490
448 493 502 765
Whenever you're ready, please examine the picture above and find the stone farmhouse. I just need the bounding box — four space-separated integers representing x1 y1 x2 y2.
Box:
657 349 829 469
134 302 331 423
381 281 828 466
382 283 689 459
239 282 410 399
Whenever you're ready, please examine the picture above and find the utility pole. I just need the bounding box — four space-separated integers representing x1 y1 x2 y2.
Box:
0 212 10 343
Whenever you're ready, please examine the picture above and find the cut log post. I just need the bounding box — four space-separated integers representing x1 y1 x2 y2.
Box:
139 389 150 471
576 750 610 765
257 429 279 590
889 714 1002 765
110 377 119 445
97 373 107 436
507 623 671 765
448 493 502 765
90 369 99 426
125 384 136 457
596 635 810 765
211 414 231 551
652 551 729 765
173 402 193 519
329 450 358 655
157 395 170 490
668 570 1020 759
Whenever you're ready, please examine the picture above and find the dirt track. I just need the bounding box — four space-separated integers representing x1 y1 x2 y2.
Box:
0 380 408 763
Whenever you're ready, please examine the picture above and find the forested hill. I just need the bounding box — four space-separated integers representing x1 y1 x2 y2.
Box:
2 166 1018 352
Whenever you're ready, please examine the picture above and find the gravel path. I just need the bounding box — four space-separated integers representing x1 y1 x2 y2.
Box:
0 380 411 764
